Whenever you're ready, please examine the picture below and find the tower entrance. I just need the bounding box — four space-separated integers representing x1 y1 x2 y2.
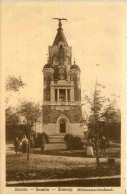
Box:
60 119 66 133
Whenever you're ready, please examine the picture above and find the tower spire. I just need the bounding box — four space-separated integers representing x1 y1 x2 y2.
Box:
74 56 76 65
52 18 68 46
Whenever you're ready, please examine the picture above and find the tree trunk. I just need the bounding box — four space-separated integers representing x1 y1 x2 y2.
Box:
96 140 100 167
27 140 30 161
27 125 31 161
95 132 100 175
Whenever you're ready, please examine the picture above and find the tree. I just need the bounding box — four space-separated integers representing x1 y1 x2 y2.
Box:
5 75 26 140
6 75 25 92
5 75 26 106
104 108 121 142
17 101 42 160
82 80 120 171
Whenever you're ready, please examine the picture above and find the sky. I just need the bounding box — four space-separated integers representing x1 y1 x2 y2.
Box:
1 1 126 107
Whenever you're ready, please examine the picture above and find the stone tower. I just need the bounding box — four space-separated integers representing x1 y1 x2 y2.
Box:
42 19 83 136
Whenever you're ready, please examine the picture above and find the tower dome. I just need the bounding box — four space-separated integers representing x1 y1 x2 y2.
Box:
70 60 80 70
43 62 53 70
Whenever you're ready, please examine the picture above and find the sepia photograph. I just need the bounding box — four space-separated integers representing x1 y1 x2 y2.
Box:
0 1 126 193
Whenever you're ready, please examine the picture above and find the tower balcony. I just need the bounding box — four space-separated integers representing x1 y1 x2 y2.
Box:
51 80 74 87
43 101 82 106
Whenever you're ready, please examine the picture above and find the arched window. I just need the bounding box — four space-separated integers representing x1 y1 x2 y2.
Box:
66 56 70 64
52 55 58 64
59 45 64 65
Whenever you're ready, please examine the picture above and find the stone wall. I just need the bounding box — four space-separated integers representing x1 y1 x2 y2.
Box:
43 105 82 124
42 123 84 136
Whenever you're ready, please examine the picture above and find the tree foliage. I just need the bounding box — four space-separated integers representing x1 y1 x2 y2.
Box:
18 101 42 127
6 75 25 92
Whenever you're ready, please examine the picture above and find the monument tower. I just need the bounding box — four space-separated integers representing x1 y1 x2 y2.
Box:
42 19 83 136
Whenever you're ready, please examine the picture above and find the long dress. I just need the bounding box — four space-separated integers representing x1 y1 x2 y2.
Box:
14 139 20 153
87 143 94 156
21 137 28 153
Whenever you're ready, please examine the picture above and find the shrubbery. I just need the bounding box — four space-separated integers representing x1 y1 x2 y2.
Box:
34 132 49 148
64 133 83 150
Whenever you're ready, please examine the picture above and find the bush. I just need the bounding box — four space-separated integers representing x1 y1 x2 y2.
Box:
35 132 49 148
64 133 83 150
64 133 74 142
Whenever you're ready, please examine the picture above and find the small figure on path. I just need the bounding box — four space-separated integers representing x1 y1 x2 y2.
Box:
41 136 46 154
14 137 20 154
19 141 22 153
21 135 28 154
87 139 94 157
91 138 95 150
100 136 106 153
106 139 109 149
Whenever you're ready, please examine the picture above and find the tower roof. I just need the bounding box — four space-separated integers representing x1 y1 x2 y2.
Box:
53 18 68 46
43 62 53 70
70 60 80 70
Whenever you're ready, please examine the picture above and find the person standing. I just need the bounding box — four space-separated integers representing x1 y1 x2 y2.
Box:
87 139 94 157
41 136 46 154
91 138 95 150
21 135 28 153
14 137 20 154
100 136 106 153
